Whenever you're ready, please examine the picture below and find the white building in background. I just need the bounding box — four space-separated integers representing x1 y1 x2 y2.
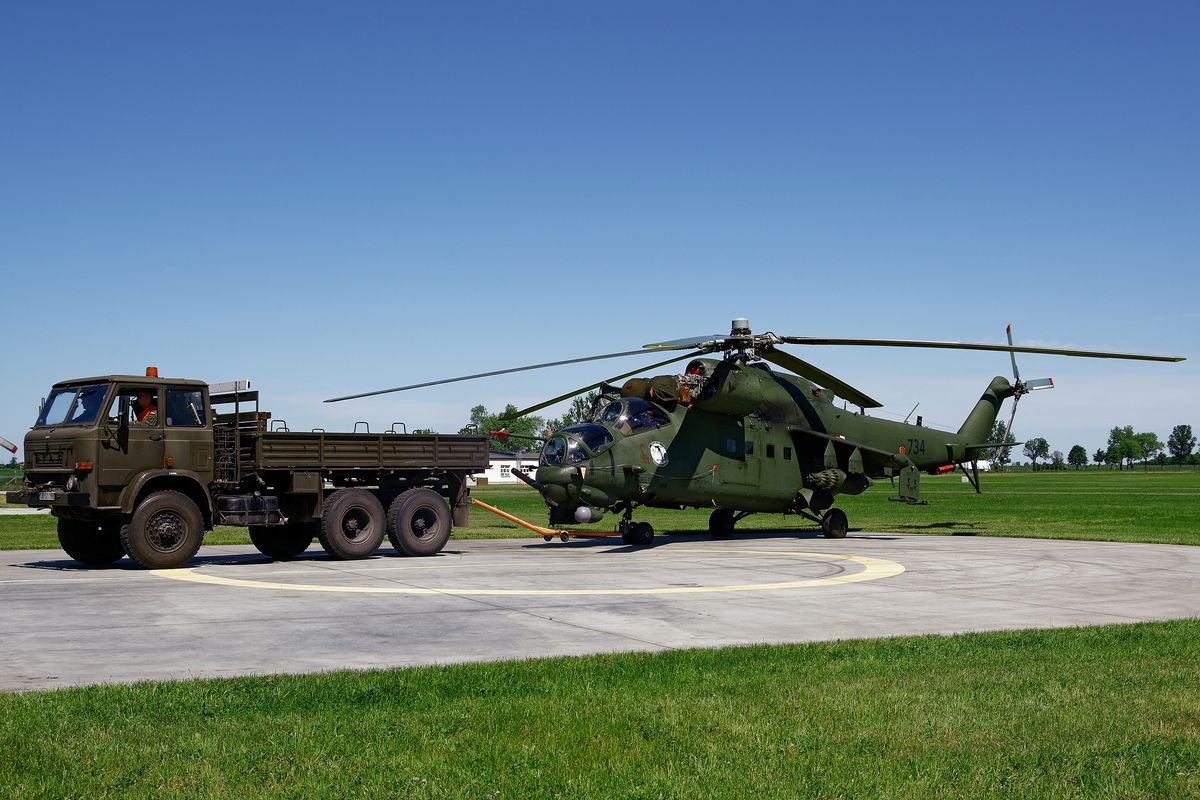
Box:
471 450 541 485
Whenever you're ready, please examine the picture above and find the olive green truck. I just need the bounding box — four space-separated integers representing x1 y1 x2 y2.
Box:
6 371 489 569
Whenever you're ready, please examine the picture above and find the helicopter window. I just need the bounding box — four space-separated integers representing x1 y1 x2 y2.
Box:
766 444 776 458
599 402 623 425
726 438 737 455
784 447 792 461
745 441 754 455
541 435 567 465
567 439 588 464
558 423 613 454
606 398 669 435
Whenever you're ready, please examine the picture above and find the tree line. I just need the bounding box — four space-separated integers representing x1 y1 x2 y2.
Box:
457 393 599 451
459 397 1197 471
987 422 1197 470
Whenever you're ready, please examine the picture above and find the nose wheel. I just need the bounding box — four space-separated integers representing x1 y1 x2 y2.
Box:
620 519 654 546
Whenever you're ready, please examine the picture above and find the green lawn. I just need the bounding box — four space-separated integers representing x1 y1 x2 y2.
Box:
4 472 1198 797
3 469 1198 550
2 621 1197 799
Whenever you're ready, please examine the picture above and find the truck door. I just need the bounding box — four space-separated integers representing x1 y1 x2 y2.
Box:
162 386 212 480
98 385 165 498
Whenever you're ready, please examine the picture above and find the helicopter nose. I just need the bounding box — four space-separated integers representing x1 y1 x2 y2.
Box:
535 465 581 504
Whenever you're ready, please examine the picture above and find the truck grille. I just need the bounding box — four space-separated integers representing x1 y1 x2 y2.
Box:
32 450 65 467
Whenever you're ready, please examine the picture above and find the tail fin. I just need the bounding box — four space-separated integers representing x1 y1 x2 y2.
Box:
958 376 1015 443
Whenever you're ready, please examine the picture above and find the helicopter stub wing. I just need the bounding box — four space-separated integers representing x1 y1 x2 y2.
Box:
788 426 910 466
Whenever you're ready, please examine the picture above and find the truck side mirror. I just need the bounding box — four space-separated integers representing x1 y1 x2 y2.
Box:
117 395 130 450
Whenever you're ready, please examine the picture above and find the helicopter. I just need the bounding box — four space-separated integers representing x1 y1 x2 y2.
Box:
328 319 1183 545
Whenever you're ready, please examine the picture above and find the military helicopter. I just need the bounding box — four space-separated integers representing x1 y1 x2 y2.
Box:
328 319 1182 545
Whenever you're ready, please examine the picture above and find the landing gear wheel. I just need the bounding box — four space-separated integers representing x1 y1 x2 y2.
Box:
249 522 316 561
709 508 735 539
57 518 125 565
386 488 451 556
319 489 386 559
120 491 205 569
622 521 654 546
821 508 848 539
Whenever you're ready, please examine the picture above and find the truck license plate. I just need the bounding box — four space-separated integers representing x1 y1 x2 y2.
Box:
38 491 56 502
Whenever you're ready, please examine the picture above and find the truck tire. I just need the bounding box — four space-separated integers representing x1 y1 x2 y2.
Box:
318 489 385 560
249 523 316 561
120 491 205 569
387 488 452 556
57 518 125 565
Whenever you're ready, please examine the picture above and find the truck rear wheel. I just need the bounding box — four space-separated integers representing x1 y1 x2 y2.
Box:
249 523 316 561
318 489 385 559
121 491 205 569
387 488 452 556
57 518 125 565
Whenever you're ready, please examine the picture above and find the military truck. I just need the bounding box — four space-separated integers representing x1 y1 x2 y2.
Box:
6 370 489 569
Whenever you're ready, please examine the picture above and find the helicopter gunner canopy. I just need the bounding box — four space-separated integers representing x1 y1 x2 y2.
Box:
540 423 613 466
598 398 670 436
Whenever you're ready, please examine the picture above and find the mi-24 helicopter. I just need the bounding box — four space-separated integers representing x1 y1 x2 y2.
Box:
328 319 1182 545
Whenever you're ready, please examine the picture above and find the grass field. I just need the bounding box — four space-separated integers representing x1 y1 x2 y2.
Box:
4 468 1198 549
3 471 1198 797
2 621 1197 798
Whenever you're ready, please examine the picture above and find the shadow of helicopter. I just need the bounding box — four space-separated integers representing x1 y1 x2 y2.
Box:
887 521 991 536
518 528 904 550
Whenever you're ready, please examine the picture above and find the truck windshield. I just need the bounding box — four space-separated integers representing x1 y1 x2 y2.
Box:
36 384 109 427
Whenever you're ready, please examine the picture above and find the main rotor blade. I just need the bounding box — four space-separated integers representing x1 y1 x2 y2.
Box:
643 334 727 349
502 352 697 420
778 336 1185 362
760 348 883 409
325 346 697 403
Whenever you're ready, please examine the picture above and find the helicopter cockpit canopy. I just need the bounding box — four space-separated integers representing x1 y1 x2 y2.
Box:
598 398 671 436
540 423 614 466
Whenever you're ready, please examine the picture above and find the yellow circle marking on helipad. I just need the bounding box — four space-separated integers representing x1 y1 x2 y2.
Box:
153 548 904 596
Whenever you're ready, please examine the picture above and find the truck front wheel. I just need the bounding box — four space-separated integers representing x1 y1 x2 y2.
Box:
121 491 205 569
57 518 125 565
318 489 385 559
249 523 316 561
387 488 452 556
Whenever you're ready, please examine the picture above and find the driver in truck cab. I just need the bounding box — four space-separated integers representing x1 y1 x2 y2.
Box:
132 390 158 425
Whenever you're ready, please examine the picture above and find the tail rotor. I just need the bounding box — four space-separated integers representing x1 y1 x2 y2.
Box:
1003 324 1054 439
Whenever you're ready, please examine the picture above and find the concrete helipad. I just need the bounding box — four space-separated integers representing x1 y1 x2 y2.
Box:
2 532 1199 691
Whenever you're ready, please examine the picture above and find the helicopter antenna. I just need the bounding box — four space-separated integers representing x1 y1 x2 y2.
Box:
903 402 920 424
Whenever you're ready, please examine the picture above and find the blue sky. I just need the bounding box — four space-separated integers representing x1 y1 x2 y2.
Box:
3 2 1196 459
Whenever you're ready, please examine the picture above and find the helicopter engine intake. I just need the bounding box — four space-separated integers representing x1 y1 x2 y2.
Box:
690 361 771 417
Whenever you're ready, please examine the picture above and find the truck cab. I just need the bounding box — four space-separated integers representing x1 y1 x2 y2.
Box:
12 370 212 517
